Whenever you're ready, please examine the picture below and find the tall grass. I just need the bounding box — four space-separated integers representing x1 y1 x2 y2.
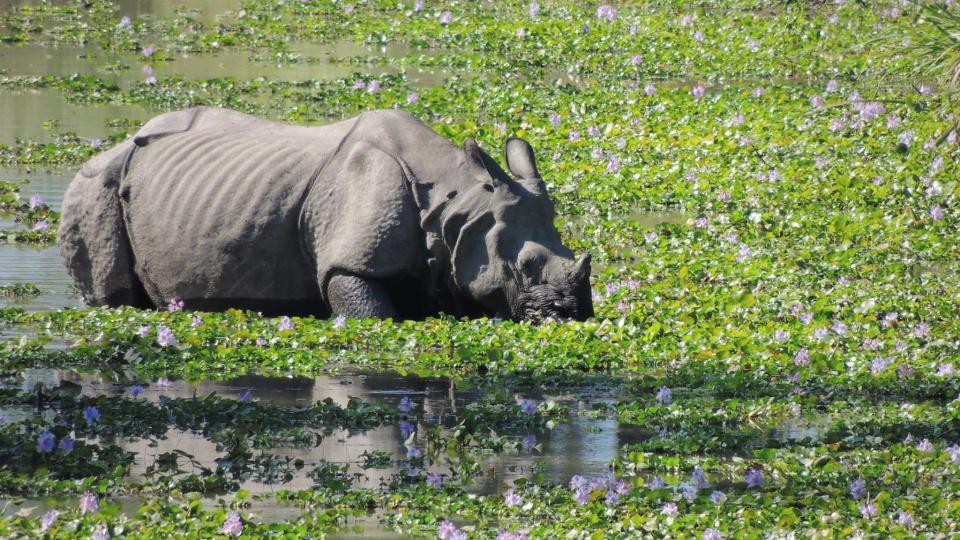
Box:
899 1 960 93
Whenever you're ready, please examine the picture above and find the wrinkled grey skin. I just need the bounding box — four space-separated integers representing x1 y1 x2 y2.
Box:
58 107 593 322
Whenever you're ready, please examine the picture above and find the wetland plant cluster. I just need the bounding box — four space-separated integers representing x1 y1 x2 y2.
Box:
1 0 960 538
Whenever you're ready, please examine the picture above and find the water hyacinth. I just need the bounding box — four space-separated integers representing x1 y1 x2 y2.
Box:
332 314 347 328
596 4 616 22
793 347 810 366
521 433 536 451
222 511 243 537
947 444 960 464
28 193 43 209
661 502 679 517
59 436 74 452
278 316 294 331
156 326 177 347
897 511 915 527
167 297 184 312
744 468 763 487
238 389 253 403
850 478 866 499
438 520 463 540
83 406 100 423
504 489 522 507
91 524 109 540
439 11 452 24
916 438 934 452
32 220 49 232
655 386 672 404
860 502 877 519
399 420 415 439
426 472 443 488
703 529 721 540
529 1 539 17
39 510 59 533
37 430 55 453
117 15 132 29
406 91 419 104
399 396 415 412
710 490 727 504
519 399 537 415
79 492 98 514
692 84 706 98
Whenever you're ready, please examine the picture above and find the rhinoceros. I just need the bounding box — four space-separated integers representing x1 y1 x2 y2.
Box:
58 107 593 322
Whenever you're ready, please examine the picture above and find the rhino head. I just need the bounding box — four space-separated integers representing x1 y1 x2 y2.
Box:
444 137 593 323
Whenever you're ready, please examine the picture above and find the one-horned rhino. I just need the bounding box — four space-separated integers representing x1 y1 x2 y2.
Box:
58 107 593 322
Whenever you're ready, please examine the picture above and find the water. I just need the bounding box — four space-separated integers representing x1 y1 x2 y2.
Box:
8 369 645 495
0 0 243 23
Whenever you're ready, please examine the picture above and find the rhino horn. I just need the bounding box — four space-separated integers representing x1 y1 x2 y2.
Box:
504 137 540 180
463 137 500 186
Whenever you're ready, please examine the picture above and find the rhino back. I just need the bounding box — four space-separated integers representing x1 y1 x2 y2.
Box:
123 126 338 307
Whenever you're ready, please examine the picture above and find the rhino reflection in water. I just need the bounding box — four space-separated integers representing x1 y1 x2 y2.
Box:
58 107 592 322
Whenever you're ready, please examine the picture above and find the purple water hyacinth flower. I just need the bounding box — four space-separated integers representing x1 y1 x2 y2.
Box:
426 472 443 488
917 438 934 452
850 478 866 499
37 430 56 453
871 356 892 374
191 315 203 328
39 509 59 533
630 53 641 66
794 348 810 366
930 205 944 221
898 130 915 147
155 377 172 388
91 524 109 540
367 80 381 93
399 420 415 439
568 129 580 142
145 75 157 85
828 116 847 132
399 396 415 412
809 94 824 107
118 16 132 29
919 84 933 95
28 193 44 209
938 364 954 377
744 468 763 487
773 329 789 343
680 14 693 26
630 23 639 35
156 325 176 347
521 433 536 451
825 79 838 93
692 84 706 98
644 83 656 96
606 154 621 172
904 433 914 445
615 137 626 149
137 325 150 337
438 520 458 539
897 511 914 527
222 511 243 537
649 476 665 488
33 220 49 232
703 529 721 540
548 113 561 127
59 436 74 452
693 30 704 42
923 137 937 150
813 327 828 341
644 232 658 243
679 481 697 502
529 1 540 17
255 337 266 346
504 489 522 507
406 91 419 104
882 312 897 328
661 502 679 516
278 316 294 331
736 244 752 262
142 45 156 57
730 113 745 126
897 364 913 379
406 446 422 459
751 87 765 98
79 492 99 514
914 322 929 338
439 11 452 24
860 502 877 519
573 488 590 504
142 65 154 76
831 320 847 336
516 28 525 39
352 80 367 90
519 399 536 415
747 39 760 52
238 389 253 402
948 130 958 145
167 297 184 312
91 137 103 148
710 490 726 504
413 0 423 12
343 4 354 14
128 384 145 399
604 489 621 505
333 314 347 328
83 406 100 423
946 444 960 464
886 114 901 129
569 474 588 491
590 147 603 160
691 467 709 489
655 386 672 405
586 126 600 137
596 4 616 22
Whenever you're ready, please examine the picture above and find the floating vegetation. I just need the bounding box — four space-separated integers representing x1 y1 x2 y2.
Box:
1 0 959 537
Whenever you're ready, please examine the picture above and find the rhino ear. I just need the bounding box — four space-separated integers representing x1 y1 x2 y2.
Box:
504 137 540 180
464 138 500 186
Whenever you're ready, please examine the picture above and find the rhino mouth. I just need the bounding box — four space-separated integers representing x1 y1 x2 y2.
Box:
513 283 587 323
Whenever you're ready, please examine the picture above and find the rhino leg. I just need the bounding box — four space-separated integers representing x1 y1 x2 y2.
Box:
58 141 151 308
326 272 397 319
